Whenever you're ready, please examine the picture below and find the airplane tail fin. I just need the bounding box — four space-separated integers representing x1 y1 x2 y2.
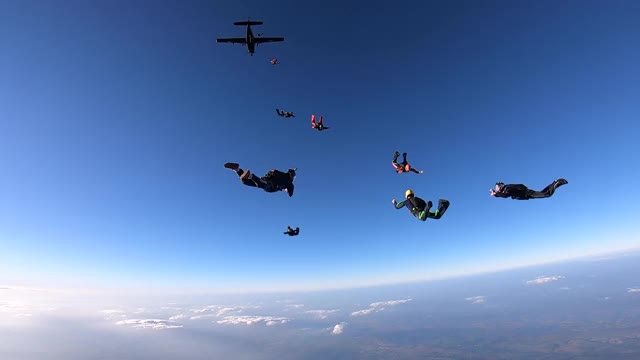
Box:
234 21 263 26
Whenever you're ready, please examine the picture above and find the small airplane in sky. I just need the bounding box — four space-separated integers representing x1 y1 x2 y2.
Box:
216 20 284 56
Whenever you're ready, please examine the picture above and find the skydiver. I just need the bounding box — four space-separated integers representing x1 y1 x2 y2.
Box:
270 58 279 65
392 151 424 174
392 189 450 221
224 163 297 197
311 114 330 131
490 179 568 200
276 108 295 118
283 226 300 236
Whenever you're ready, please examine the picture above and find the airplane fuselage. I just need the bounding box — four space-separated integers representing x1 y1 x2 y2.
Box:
246 24 255 55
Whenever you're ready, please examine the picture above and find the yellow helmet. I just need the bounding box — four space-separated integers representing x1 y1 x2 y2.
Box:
405 189 414 198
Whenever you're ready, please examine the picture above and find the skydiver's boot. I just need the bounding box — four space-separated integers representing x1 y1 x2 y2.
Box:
224 162 240 171
428 199 450 220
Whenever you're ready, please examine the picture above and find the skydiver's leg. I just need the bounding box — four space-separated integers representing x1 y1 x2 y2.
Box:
276 109 282 116
237 169 267 188
392 151 403 171
527 179 568 199
427 199 450 219
319 116 323 125
311 114 316 128
417 201 433 221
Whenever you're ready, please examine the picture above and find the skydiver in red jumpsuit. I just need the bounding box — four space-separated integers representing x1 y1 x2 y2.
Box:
311 114 330 131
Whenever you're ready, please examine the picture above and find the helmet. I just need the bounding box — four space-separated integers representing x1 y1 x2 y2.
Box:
405 189 414 198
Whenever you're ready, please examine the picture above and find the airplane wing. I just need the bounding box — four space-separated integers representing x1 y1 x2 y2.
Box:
216 38 247 44
254 37 284 44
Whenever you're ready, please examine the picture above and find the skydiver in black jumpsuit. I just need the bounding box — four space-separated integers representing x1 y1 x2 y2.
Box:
276 109 295 118
224 163 296 197
283 226 299 236
490 179 568 200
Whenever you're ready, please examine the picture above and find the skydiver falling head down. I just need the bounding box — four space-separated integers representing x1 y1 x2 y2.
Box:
490 178 568 200
283 226 299 236
224 163 297 197
392 151 424 174
276 109 295 118
392 189 450 221
311 114 329 131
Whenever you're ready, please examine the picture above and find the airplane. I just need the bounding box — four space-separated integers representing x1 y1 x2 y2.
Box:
216 20 284 56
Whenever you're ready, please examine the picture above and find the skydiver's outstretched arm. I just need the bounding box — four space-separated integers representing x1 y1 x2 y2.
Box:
285 183 294 197
392 199 407 209
490 189 509 198
408 168 423 174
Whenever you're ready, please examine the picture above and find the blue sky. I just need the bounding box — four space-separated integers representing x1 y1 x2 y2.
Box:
1 0 639 292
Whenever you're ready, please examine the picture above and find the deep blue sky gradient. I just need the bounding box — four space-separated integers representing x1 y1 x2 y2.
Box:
1 0 639 291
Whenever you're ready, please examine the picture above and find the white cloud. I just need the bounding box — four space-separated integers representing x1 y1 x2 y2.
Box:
526 275 565 285
116 319 182 330
216 315 290 326
304 309 339 319
190 305 253 317
190 314 217 320
169 314 186 321
331 322 347 335
370 299 412 308
286 304 305 308
465 296 485 304
351 298 412 317
351 308 377 316
628 288 640 293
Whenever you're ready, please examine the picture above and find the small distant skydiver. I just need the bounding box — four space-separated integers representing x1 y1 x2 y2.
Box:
270 58 279 65
224 162 297 197
392 151 424 174
392 189 450 221
311 114 330 131
283 226 299 236
490 178 568 200
276 108 295 118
